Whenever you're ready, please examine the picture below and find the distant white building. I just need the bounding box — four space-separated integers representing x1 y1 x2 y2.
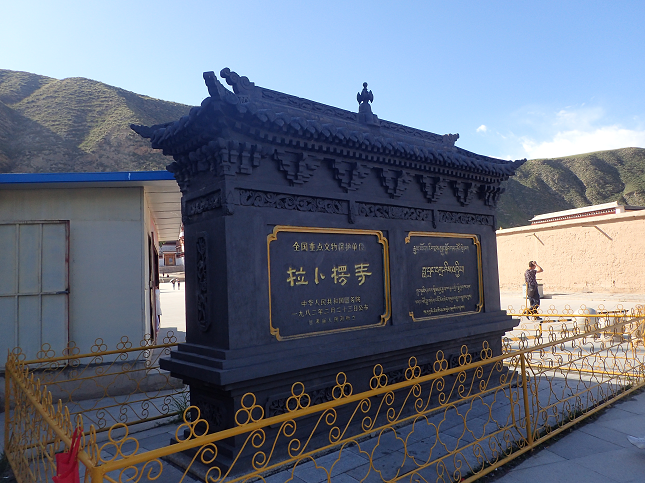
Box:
159 240 184 267
0 171 182 366
529 201 644 225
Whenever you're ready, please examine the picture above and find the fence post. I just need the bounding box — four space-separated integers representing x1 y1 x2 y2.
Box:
520 352 534 446
89 465 104 483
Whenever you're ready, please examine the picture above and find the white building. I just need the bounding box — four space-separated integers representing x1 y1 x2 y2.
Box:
159 241 184 267
0 171 181 366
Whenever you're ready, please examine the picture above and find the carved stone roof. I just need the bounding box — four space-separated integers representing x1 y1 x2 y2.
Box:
132 68 526 181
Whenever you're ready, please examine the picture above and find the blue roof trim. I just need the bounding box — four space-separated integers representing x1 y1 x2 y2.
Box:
0 171 175 184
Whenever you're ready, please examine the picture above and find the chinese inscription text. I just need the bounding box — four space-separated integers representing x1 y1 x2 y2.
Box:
269 227 390 340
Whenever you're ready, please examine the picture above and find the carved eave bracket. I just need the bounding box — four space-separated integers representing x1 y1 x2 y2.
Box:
274 151 321 185
482 185 505 207
166 139 265 193
452 181 479 206
379 169 412 199
167 155 190 194
332 160 371 192
190 138 264 177
418 175 448 203
215 140 263 176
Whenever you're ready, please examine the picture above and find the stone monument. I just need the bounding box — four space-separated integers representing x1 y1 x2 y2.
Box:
132 68 525 450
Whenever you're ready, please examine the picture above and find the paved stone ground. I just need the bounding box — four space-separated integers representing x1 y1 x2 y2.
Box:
490 291 645 483
31 373 637 483
4 290 645 482
500 290 644 315
492 388 645 483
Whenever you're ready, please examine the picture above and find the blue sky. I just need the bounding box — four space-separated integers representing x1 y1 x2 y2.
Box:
2 0 644 161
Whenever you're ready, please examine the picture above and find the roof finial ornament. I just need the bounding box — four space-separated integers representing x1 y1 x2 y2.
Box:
357 82 373 105
357 82 377 125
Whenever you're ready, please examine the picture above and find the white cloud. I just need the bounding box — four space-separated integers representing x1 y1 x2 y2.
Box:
513 105 645 159
476 124 487 133
552 106 603 130
522 126 645 159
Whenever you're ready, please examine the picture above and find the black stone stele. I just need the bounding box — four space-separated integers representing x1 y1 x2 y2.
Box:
132 68 526 459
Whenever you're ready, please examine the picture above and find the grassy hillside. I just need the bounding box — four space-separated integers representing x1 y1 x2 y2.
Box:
2 70 643 226
497 147 645 228
0 69 191 173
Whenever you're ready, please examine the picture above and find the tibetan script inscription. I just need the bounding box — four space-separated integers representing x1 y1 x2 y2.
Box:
406 232 482 321
268 226 390 340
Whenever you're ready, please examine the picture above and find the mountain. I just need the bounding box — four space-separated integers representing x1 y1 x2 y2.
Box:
497 147 645 228
2 70 643 229
0 69 191 173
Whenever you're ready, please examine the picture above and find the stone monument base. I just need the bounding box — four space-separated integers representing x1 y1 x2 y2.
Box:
162 315 511 471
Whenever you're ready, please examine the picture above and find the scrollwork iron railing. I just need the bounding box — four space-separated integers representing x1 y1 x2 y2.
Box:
4 305 645 483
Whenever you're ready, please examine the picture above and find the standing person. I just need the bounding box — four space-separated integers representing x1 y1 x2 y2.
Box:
177 280 181 290
525 261 543 320
171 279 176 290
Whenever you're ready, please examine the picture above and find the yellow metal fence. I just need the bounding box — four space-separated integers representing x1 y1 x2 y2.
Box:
4 306 645 483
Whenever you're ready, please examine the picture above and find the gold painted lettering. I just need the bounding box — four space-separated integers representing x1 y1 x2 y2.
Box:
331 265 350 285
355 263 372 285
287 267 309 286
314 267 326 285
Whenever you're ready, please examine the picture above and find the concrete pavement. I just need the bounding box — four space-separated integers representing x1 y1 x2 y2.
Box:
159 280 186 335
